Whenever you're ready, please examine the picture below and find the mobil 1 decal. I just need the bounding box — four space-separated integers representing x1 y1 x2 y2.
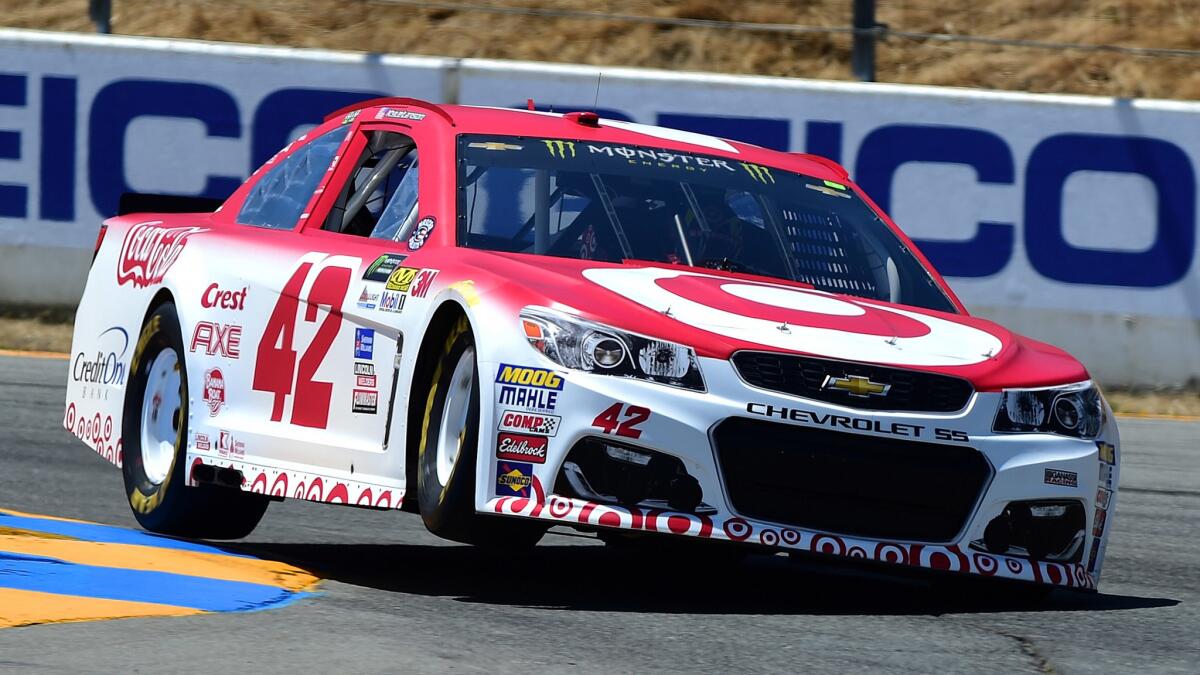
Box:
495 363 562 413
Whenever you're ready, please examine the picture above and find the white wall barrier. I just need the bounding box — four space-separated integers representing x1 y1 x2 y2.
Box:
1 29 1197 385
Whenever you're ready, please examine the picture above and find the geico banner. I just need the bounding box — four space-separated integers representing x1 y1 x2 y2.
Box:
0 30 1197 384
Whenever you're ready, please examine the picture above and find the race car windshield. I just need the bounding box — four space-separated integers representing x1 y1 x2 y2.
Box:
457 135 956 313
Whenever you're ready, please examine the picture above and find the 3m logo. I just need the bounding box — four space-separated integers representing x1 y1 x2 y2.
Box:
410 269 438 298
117 221 207 288
495 364 563 390
740 162 775 184
542 139 576 158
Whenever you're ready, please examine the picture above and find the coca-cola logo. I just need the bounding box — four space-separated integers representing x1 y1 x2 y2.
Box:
203 368 226 416
117 221 208 288
495 432 548 463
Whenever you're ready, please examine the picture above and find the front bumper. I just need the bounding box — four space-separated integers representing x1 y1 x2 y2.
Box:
478 356 1120 591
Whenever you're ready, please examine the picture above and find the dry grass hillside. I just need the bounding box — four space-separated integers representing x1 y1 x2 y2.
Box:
4 0 1200 100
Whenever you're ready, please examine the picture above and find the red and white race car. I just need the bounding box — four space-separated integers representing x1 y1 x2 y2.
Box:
65 98 1118 590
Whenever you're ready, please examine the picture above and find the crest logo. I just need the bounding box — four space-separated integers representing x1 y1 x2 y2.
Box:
117 221 207 288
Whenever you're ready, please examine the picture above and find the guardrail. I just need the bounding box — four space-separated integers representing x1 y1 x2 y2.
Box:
0 29 1196 385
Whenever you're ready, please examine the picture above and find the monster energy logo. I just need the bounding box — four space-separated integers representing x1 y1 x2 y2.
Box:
542 140 576 158
741 163 775 184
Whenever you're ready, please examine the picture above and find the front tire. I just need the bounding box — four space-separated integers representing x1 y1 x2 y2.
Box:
121 302 268 539
417 317 545 547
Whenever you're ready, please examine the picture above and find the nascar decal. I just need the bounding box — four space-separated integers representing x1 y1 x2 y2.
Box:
498 410 560 436
363 254 407 282
496 432 548 463
582 267 1003 367
496 461 533 497
117 221 208 288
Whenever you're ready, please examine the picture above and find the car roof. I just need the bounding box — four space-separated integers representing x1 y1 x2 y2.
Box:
330 98 848 182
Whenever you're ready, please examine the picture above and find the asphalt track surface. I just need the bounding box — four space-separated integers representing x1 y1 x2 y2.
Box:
1 355 1196 674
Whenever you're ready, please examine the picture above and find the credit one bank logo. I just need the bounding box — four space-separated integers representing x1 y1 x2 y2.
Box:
0 72 1193 289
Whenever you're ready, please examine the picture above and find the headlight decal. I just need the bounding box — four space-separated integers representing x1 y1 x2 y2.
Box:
993 382 1103 439
519 307 705 391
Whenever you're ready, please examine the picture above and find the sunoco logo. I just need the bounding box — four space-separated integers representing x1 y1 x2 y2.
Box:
117 221 208 288
73 326 129 387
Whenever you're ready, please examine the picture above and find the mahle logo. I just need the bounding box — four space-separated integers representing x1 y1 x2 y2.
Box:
542 140 576 158
741 162 775 184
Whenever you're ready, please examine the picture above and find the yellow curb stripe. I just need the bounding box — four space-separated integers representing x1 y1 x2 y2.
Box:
0 508 99 525
1115 412 1200 422
0 587 203 629
0 348 70 360
0 532 320 592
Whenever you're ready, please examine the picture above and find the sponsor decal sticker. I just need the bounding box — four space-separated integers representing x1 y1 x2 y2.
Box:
496 364 563 390
496 432 548 463
1087 537 1103 573
497 386 557 413
379 290 405 313
189 322 242 358
741 162 775 184
218 430 245 459
342 110 360 125
498 410 560 437
201 283 247 311
408 216 434 250
194 432 211 451
542 139 576 158
352 389 378 414
357 287 380 310
496 461 533 497
469 141 523 151
355 363 377 388
363 254 407 282
354 328 375 360
1099 462 1114 488
410 269 439 298
376 107 426 121
1044 468 1079 488
386 267 418 292
203 368 226 416
586 144 736 173
72 326 129 400
1092 508 1108 537
1096 441 1116 465
1096 487 1112 510
117 221 208 288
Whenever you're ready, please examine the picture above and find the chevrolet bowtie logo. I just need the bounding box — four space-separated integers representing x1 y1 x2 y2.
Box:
822 374 890 398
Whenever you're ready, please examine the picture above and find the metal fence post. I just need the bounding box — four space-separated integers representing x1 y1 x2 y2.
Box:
89 0 112 34
852 0 876 82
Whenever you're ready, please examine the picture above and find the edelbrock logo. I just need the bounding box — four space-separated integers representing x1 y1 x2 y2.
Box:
72 326 129 386
117 221 208 288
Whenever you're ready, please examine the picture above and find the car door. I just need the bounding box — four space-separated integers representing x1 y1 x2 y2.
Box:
209 116 439 489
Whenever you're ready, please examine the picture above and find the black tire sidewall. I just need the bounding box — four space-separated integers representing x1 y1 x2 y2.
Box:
418 327 480 535
121 303 189 530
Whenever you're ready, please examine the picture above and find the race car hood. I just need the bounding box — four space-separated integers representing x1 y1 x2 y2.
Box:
468 251 1089 391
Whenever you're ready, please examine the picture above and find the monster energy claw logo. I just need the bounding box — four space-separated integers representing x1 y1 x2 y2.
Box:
741 163 775 184
543 140 576 158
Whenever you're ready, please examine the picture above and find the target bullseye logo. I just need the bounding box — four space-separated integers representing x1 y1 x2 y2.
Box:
583 267 1003 367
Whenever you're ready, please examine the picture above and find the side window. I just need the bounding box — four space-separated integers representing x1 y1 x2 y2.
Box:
322 130 420 241
238 126 349 229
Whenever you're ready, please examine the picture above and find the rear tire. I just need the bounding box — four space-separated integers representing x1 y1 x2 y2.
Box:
417 316 545 547
121 302 269 539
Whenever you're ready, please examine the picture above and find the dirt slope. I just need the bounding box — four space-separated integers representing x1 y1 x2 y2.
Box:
4 0 1200 100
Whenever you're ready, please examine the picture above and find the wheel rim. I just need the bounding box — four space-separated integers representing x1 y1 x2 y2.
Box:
435 346 475 486
140 349 181 486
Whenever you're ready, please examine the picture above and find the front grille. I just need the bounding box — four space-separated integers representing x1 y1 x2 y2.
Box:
732 352 973 413
713 418 990 542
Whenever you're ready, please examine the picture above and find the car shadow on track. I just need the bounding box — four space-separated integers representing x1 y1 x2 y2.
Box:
232 533 1178 616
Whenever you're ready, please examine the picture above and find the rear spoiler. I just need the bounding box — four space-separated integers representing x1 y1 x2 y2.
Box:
117 192 225 216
